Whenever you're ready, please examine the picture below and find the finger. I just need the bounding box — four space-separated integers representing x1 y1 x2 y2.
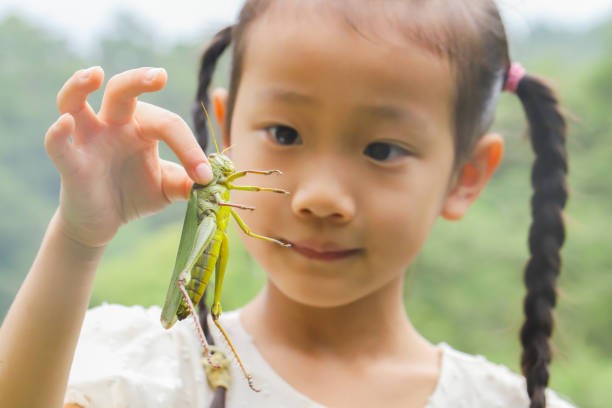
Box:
56 66 104 137
44 113 78 174
98 67 167 125
135 102 213 184
160 160 193 202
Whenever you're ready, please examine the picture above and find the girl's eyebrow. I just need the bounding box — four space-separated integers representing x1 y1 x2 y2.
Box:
260 88 428 128
260 88 318 106
355 103 431 135
356 103 418 122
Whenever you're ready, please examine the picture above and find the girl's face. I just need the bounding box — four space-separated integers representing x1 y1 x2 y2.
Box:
224 6 457 308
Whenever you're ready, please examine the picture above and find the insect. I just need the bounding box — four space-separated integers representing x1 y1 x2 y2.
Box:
160 103 290 391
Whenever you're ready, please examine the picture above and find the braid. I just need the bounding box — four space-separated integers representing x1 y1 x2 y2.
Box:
515 75 568 408
194 25 233 408
192 26 233 151
198 296 215 346
198 298 227 408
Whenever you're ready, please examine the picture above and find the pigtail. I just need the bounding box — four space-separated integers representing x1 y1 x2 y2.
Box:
192 25 233 151
198 304 228 408
515 74 568 408
193 25 233 408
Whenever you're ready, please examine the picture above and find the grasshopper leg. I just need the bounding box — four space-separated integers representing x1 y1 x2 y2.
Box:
230 209 291 247
177 273 219 368
211 234 261 392
218 201 256 211
227 183 289 195
213 318 260 392
214 191 256 211
226 169 282 183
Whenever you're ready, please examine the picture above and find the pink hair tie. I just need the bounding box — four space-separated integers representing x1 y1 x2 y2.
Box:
504 63 526 93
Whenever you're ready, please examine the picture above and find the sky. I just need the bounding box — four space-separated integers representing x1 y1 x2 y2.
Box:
1 0 611 51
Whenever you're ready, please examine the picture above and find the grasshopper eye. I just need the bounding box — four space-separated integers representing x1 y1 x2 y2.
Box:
266 125 302 146
363 142 410 162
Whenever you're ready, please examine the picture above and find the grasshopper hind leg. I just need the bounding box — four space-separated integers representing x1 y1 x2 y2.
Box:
210 233 261 392
176 274 218 368
213 317 260 392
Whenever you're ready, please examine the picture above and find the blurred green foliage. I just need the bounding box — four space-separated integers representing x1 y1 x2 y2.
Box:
1 11 611 407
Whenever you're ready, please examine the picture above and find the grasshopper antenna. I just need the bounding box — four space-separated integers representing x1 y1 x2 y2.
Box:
200 101 220 154
221 144 237 155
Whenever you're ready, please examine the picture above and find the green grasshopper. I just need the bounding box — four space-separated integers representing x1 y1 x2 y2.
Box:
161 103 290 391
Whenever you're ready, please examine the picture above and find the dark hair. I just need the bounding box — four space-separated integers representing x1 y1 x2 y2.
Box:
197 298 227 408
193 2 568 407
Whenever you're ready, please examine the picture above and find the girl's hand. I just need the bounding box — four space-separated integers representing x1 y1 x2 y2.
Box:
45 66 212 248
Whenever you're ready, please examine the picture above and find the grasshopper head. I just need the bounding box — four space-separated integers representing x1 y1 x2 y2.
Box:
209 153 235 177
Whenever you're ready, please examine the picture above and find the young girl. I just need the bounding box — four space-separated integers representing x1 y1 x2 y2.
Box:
0 1 574 407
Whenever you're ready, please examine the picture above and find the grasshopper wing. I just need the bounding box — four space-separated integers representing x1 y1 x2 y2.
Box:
161 187 216 329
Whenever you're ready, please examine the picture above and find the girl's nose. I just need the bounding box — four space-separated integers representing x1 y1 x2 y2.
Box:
290 166 356 223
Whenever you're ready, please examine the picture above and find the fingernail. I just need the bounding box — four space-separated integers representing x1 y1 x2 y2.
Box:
144 68 164 84
55 113 68 126
195 162 213 183
79 66 100 80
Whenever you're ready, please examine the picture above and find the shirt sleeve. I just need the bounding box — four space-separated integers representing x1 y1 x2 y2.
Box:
64 304 211 408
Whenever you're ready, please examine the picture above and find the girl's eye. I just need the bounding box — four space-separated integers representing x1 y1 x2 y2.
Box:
266 125 302 145
363 142 410 162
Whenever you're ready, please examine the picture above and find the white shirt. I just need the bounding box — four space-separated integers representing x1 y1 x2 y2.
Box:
65 304 575 407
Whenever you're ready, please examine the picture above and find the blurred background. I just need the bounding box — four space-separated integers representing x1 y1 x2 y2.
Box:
1 1 610 406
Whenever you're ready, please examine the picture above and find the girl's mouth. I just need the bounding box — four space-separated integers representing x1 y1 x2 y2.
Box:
288 241 362 261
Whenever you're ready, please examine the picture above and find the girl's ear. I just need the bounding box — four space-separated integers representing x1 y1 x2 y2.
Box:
441 133 504 220
211 87 230 148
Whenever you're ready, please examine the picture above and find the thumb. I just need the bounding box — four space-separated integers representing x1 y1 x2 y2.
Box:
160 160 194 203
45 113 78 173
